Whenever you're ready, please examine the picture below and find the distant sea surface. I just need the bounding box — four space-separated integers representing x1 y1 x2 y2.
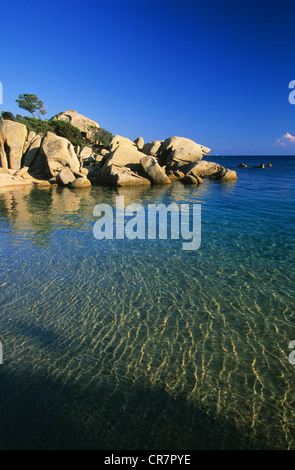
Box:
0 155 294 449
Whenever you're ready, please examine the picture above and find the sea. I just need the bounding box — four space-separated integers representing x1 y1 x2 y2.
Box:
0 155 294 450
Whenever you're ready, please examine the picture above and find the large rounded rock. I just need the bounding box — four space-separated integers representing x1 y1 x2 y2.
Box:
134 137 144 150
159 136 211 164
140 156 171 185
142 140 163 156
40 131 80 177
69 177 91 188
0 120 28 170
184 160 224 177
109 135 137 152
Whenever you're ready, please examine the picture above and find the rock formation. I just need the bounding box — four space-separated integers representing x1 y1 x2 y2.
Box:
39 131 80 177
0 110 238 189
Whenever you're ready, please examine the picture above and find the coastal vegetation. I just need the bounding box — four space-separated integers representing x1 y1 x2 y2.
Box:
0 106 238 189
15 93 46 119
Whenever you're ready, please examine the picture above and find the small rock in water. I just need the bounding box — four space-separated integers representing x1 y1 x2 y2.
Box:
254 163 265 169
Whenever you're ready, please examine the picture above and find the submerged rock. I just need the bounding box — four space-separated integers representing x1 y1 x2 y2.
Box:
209 168 237 181
254 164 265 169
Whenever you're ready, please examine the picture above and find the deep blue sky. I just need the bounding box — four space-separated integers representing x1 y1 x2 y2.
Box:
1 0 295 155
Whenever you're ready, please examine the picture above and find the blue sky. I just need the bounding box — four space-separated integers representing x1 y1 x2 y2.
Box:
1 0 295 155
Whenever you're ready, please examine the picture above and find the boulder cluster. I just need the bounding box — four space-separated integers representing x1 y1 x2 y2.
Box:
0 110 237 189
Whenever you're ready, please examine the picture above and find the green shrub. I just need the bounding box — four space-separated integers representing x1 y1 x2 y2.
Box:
91 127 113 148
8 113 113 150
15 116 86 147
50 120 86 147
17 116 51 134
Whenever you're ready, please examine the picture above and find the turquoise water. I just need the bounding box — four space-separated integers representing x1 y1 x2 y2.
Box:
0 156 294 449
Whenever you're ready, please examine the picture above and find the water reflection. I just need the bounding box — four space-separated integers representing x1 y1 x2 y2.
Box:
0 183 213 245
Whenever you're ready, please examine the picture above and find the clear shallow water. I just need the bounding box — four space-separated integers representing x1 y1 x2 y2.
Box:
0 156 294 449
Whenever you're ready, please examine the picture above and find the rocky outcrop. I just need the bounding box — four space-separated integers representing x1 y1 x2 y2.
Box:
134 137 144 150
140 156 171 185
98 137 157 187
51 110 100 141
0 109 238 189
39 131 80 177
0 120 28 170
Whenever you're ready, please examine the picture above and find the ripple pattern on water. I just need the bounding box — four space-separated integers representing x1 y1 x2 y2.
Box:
0 176 294 449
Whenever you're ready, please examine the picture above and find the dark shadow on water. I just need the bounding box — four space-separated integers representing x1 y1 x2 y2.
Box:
0 365 260 450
